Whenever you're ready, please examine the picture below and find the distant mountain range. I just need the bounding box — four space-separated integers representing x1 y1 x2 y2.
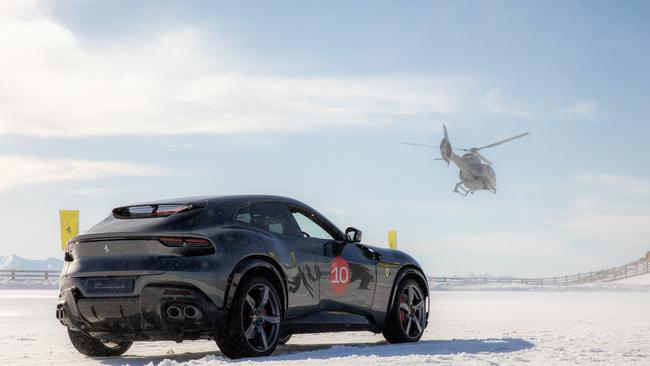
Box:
0 255 63 270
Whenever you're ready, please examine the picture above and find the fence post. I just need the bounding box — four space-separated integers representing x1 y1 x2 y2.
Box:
44 271 49 280
11 270 15 281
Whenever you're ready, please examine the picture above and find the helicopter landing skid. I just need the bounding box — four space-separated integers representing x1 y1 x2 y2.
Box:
453 182 473 196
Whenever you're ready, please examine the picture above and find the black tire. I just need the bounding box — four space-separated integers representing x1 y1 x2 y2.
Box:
278 333 292 345
382 278 427 343
215 276 282 358
67 329 132 357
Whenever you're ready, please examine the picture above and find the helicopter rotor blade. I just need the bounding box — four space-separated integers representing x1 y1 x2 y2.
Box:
475 132 530 151
402 142 437 148
475 151 493 165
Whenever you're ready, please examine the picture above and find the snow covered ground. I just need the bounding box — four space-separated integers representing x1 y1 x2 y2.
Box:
2 285 650 366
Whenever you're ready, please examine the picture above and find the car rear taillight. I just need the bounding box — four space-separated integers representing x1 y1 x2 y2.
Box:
184 238 211 247
159 236 212 248
159 237 184 247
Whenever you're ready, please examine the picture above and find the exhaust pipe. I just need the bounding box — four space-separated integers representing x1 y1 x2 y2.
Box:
183 305 200 319
56 307 67 321
166 305 182 319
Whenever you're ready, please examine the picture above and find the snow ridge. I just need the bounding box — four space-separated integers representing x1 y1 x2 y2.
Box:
0 255 63 271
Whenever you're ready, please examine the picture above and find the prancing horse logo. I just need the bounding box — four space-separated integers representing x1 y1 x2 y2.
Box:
104 244 109 253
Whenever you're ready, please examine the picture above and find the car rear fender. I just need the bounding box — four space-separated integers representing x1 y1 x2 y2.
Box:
223 256 287 313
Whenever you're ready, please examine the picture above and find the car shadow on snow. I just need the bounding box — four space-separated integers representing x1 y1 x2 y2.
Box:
95 338 533 365
272 338 534 360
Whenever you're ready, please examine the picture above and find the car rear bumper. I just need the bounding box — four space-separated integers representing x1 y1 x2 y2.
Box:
56 276 227 342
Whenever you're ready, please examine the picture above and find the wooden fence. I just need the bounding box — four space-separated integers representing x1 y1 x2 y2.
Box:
430 257 650 286
0 269 60 281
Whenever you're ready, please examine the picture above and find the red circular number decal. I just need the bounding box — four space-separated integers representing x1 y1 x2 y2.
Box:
330 256 350 295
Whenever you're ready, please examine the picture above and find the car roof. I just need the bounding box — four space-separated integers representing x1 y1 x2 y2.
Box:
123 194 304 206
116 194 346 239
206 195 307 206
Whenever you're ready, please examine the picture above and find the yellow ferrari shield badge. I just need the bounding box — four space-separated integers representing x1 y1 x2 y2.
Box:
59 210 79 250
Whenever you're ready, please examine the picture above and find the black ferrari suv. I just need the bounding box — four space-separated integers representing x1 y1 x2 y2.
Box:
56 195 429 358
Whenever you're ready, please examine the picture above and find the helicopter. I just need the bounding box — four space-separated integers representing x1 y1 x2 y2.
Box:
404 125 529 196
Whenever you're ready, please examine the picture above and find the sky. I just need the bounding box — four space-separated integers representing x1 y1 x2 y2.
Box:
1 0 650 276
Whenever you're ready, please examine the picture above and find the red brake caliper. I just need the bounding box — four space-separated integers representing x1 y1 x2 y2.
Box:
399 294 407 325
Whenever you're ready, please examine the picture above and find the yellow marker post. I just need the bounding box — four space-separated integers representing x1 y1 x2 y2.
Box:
59 210 79 250
388 230 397 250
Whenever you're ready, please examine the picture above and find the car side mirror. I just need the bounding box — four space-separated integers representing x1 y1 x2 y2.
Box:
345 227 362 243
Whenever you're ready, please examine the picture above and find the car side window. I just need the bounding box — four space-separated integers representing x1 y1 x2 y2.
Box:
251 203 300 236
234 205 252 224
292 211 335 240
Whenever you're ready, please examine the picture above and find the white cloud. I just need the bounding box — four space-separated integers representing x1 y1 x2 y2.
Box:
440 232 565 256
0 0 476 138
480 89 598 121
572 174 650 214
565 101 597 119
558 213 650 247
480 88 532 117
576 174 650 197
552 174 650 254
0 155 166 191
0 1 596 138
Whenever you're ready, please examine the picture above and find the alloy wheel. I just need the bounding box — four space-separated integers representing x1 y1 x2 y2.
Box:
241 283 281 352
398 283 426 338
